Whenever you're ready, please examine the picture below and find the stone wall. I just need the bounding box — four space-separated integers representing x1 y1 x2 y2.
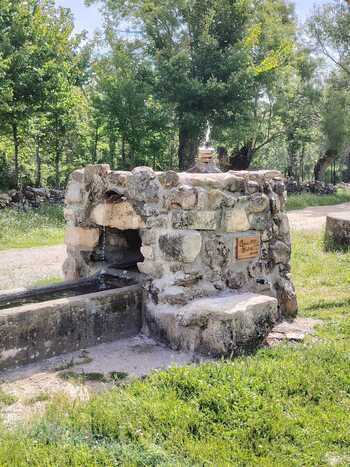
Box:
63 164 297 321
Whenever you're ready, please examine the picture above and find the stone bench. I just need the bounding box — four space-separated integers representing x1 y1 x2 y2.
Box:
146 292 278 356
325 214 350 250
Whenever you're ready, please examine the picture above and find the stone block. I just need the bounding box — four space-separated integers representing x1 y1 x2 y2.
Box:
159 231 202 263
146 293 278 356
167 185 197 210
248 193 270 213
222 208 250 232
90 201 145 230
65 227 100 250
172 210 217 230
276 276 298 318
270 240 291 264
158 170 179 188
65 179 83 205
325 214 350 249
247 180 259 194
84 164 110 185
140 245 154 260
129 166 160 202
207 189 225 209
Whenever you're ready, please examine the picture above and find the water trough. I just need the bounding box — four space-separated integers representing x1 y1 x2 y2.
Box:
0 271 144 370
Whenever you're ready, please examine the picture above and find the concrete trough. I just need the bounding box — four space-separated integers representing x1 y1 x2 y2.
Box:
0 273 143 370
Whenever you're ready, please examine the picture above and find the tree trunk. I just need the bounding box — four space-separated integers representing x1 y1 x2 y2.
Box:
178 125 199 171
121 136 126 166
217 146 230 171
109 132 116 168
55 142 61 189
12 123 20 188
35 138 41 187
314 149 337 181
228 142 254 170
92 125 99 163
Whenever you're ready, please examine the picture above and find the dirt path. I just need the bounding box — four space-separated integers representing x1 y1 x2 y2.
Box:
0 244 66 291
288 202 350 231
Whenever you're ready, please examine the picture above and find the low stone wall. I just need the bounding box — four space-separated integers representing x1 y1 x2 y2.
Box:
64 165 297 321
0 187 64 209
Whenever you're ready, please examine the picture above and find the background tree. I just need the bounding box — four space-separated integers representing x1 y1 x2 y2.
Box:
89 0 295 170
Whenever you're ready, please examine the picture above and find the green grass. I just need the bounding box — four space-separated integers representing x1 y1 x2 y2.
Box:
0 204 64 250
31 276 63 287
0 390 17 407
287 188 350 211
1 231 350 466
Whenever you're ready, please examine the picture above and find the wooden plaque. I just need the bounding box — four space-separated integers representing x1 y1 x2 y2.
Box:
236 236 260 260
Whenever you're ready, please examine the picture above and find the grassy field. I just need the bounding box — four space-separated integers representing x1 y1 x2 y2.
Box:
0 230 349 466
286 188 350 211
0 205 64 250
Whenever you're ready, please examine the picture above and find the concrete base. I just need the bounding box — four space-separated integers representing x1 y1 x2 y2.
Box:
146 292 278 356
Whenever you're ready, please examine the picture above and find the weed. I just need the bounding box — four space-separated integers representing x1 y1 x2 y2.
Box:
0 390 17 406
25 392 50 406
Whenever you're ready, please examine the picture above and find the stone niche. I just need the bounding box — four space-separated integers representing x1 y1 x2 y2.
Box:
64 164 297 356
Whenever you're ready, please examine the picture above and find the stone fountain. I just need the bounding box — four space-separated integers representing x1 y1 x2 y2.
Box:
63 161 297 357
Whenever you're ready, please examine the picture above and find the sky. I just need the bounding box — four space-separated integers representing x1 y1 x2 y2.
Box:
55 0 329 36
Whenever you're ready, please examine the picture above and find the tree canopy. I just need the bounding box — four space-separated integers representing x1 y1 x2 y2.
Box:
0 0 349 188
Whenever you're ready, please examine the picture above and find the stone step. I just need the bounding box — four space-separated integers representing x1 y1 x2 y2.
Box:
146 292 278 356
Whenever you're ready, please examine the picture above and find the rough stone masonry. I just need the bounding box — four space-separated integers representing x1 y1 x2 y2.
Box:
63 164 297 356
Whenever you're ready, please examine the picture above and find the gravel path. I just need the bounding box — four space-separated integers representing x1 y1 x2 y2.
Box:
1 202 349 292
0 245 66 291
288 202 350 231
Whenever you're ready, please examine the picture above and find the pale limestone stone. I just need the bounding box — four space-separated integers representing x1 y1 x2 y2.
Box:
141 245 154 260
90 201 145 230
159 231 202 263
64 227 100 250
172 210 217 230
222 208 250 232
138 260 164 278
167 185 197 210
65 180 83 204
207 189 225 209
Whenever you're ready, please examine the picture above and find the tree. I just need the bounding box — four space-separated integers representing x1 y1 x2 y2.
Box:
91 39 175 169
0 0 88 187
314 74 350 181
308 0 350 77
214 0 297 170
88 0 292 170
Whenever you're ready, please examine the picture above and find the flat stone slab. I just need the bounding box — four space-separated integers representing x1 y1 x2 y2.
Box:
266 317 322 345
147 292 278 356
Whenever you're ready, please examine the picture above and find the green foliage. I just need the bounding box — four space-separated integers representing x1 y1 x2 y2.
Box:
0 204 64 250
308 0 350 77
1 231 350 464
0 0 89 188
